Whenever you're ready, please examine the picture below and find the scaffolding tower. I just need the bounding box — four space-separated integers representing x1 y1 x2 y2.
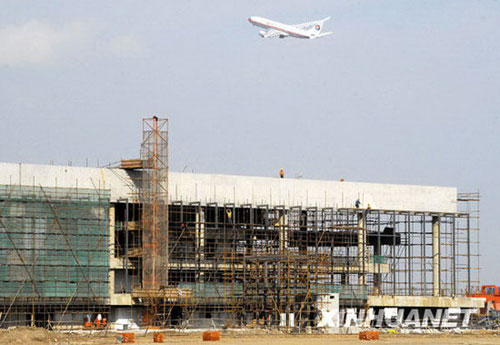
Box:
140 116 169 291
457 192 481 293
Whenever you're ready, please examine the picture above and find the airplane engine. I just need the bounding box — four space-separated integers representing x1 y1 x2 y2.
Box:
259 30 267 37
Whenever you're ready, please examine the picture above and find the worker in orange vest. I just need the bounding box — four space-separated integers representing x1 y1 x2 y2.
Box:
280 168 284 179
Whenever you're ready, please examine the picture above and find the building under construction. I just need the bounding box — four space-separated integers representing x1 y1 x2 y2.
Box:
0 117 483 330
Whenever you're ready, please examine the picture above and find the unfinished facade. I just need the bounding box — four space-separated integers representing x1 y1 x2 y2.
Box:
0 118 482 330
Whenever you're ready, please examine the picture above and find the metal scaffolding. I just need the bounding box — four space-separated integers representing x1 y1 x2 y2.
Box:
0 184 110 328
140 116 169 291
113 200 479 329
457 192 481 293
0 116 482 330
112 117 481 329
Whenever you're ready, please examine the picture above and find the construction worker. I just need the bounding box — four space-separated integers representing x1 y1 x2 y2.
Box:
84 314 92 328
355 199 361 208
279 168 284 179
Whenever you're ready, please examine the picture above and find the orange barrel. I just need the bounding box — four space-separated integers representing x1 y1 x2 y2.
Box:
118 332 136 343
359 330 380 340
202 331 221 341
153 332 165 343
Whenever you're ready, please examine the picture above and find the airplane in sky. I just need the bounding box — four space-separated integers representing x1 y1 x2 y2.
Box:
248 16 332 39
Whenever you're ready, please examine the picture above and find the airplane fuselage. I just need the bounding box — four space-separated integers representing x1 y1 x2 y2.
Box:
248 16 311 39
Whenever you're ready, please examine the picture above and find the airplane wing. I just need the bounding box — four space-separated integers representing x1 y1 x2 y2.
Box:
259 29 289 38
293 17 331 30
318 32 333 37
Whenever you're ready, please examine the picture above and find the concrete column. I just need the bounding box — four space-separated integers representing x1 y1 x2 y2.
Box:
195 209 205 259
373 238 381 295
278 211 288 253
357 212 367 285
109 205 116 297
432 216 440 297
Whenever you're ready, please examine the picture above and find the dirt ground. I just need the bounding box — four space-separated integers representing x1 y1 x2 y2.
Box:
0 328 499 345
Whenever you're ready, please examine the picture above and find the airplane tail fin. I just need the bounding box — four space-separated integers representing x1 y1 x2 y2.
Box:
310 17 331 36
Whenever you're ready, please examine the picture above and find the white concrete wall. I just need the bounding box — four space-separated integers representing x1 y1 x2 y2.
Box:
0 162 457 213
0 162 139 202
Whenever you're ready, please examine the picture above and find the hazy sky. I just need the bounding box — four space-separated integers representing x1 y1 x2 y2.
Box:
0 1 499 280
